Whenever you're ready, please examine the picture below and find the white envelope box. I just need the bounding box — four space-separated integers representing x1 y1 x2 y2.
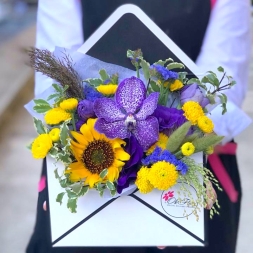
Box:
45 4 207 248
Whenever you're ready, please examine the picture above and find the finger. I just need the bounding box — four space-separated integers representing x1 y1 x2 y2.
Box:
157 246 166 250
43 201 47 211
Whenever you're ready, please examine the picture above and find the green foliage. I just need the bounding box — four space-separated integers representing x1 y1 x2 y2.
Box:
33 118 46 134
33 99 52 113
166 121 191 152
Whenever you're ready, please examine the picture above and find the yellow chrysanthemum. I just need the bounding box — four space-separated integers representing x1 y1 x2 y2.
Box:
146 133 169 155
31 134 53 159
96 84 118 95
148 161 178 190
135 167 154 194
169 80 184 91
197 115 214 133
181 142 195 156
66 118 130 188
182 101 204 125
44 107 71 125
49 128 60 142
60 98 78 112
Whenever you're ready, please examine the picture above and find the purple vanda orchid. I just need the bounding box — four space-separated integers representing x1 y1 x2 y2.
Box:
93 76 159 151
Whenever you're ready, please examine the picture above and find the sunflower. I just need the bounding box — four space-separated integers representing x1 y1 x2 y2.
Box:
66 118 130 188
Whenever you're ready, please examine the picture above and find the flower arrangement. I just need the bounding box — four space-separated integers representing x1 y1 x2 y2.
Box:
27 48 235 217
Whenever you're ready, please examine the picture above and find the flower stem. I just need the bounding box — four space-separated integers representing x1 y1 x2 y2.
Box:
71 113 76 131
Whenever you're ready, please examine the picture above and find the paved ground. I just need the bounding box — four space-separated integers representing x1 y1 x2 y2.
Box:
0 16 253 253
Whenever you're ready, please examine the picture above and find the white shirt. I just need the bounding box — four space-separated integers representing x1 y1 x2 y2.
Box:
34 0 252 143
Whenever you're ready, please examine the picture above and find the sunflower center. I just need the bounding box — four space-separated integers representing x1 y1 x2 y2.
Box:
82 140 114 174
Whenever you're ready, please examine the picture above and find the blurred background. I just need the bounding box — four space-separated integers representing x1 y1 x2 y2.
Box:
0 1 252 253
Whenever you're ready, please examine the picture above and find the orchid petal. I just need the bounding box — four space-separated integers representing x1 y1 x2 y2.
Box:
115 77 146 114
132 116 159 151
95 118 130 139
94 98 125 122
135 92 159 120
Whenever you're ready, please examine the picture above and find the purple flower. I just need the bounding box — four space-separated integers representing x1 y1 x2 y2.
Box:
151 64 178 80
75 119 86 131
180 83 209 108
83 85 104 102
117 135 143 193
94 77 159 151
77 99 95 121
153 105 186 132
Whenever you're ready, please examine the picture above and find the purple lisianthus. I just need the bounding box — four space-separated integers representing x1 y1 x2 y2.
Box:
94 76 159 151
77 99 95 121
153 105 186 132
117 135 143 193
151 64 178 80
75 119 86 131
180 83 209 108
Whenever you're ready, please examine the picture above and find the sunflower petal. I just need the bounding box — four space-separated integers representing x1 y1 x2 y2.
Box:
71 131 88 146
115 149 130 161
80 123 94 142
107 167 119 182
85 174 101 188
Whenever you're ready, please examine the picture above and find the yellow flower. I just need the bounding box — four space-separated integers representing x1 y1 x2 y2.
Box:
96 84 118 95
66 118 130 188
135 167 154 194
163 81 169 88
181 142 195 156
44 107 71 125
60 98 78 112
197 115 214 133
182 101 204 125
169 80 184 91
146 133 169 155
31 134 53 159
49 128 60 142
148 161 178 190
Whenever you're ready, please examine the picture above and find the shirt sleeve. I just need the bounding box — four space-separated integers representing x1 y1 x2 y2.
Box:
35 0 84 96
196 0 252 143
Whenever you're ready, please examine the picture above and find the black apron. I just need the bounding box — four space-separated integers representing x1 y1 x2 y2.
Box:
26 1 241 253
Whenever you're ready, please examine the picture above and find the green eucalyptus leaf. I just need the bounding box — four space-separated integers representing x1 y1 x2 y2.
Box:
26 142 33 150
56 192 65 205
99 169 108 179
67 198 77 213
110 189 117 196
96 182 104 192
99 69 110 82
49 146 58 158
58 152 71 164
202 73 220 87
33 99 51 106
106 181 115 191
166 121 191 153
140 59 150 80
86 78 103 87
99 190 104 197
62 85 69 92
33 118 46 134
166 62 185 70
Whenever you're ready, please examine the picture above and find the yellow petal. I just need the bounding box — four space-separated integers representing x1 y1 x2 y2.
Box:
80 124 94 142
107 167 119 182
115 149 130 161
112 159 125 168
71 131 88 146
86 174 101 188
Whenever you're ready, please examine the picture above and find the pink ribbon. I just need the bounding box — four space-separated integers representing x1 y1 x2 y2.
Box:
208 142 238 203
